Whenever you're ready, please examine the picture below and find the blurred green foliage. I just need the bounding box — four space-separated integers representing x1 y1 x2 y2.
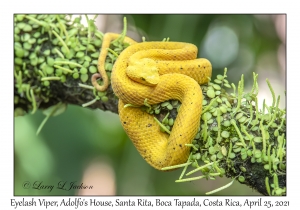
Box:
127 14 284 86
15 14 284 196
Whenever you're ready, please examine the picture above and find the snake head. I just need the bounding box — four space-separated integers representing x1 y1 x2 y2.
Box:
126 58 159 86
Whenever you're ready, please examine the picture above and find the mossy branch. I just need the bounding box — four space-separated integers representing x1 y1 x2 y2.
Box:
14 14 286 196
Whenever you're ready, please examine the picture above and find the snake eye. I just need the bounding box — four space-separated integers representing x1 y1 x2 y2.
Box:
141 77 146 81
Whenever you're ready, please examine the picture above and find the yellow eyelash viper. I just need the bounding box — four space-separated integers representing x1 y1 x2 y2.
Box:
92 33 212 170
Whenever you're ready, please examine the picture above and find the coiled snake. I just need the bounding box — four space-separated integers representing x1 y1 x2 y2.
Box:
92 33 212 170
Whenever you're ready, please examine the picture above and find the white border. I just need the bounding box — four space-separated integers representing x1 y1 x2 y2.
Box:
2 0 298 208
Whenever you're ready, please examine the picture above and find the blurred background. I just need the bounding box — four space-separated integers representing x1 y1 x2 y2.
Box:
14 14 286 196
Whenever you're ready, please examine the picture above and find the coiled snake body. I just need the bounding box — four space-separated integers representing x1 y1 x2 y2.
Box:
92 33 212 170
